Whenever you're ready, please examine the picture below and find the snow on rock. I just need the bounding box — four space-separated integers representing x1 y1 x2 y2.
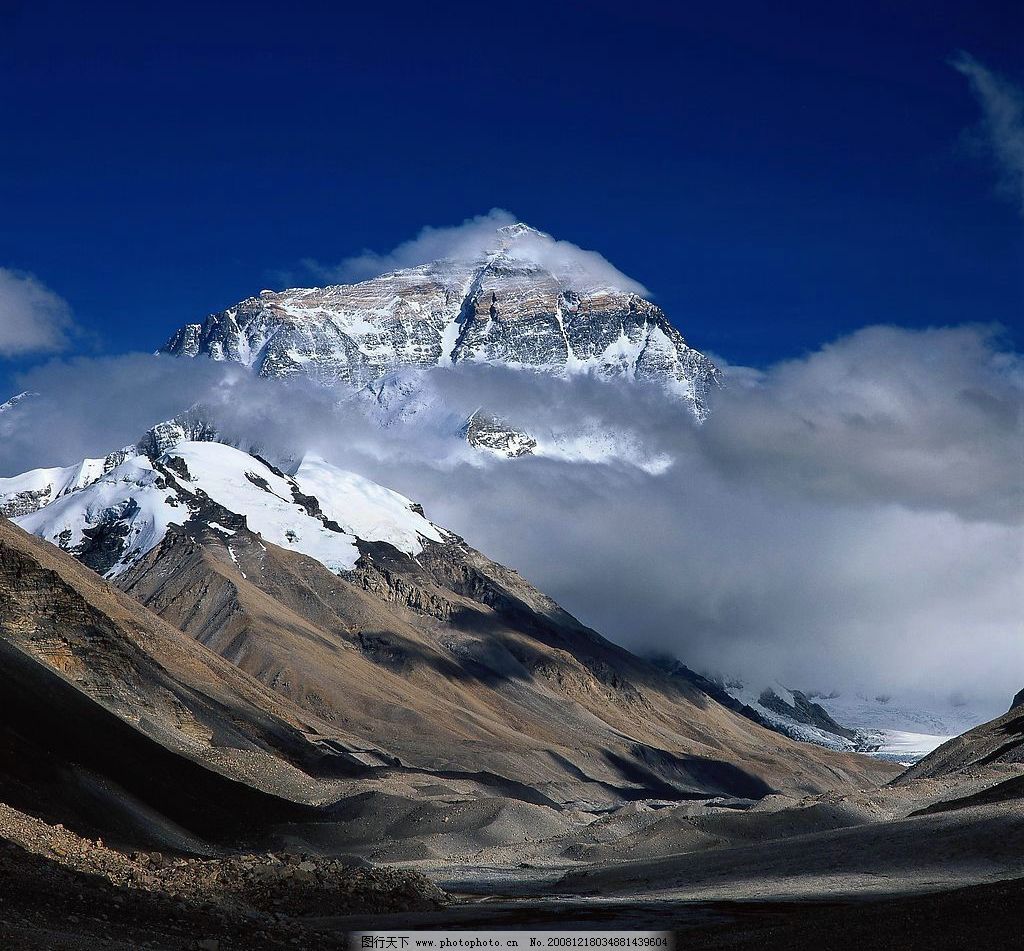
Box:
0 458 117 518
294 455 444 555
458 411 537 459
159 222 721 419
14 456 182 576
8 433 449 579
166 442 361 573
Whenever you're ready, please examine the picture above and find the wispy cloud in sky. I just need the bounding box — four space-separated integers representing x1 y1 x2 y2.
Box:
952 52 1024 215
0 268 78 358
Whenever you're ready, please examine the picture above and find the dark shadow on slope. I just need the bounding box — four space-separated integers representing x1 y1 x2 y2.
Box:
352 624 533 689
976 714 1024 766
911 774 1024 816
0 639 324 850
604 744 774 801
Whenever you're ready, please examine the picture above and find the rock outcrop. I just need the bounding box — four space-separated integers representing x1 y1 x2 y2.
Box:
160 223 721 418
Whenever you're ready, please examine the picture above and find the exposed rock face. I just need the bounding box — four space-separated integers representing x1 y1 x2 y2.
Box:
460 410 537 457
133 406 220 458
0 515 384 849
758 688 859 741
160 224 721 418
897 701 1024 782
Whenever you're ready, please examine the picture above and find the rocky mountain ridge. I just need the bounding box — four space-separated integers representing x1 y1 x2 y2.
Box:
160 223 721 419
0 422 893 811
2 432 444 582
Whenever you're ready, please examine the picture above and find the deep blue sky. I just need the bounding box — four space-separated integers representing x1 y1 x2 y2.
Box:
1 0 1021 393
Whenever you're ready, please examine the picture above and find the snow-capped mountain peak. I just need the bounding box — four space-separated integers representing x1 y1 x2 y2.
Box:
0 391 36 415
495 221 545 240
159 222 721 417
2 425 446 579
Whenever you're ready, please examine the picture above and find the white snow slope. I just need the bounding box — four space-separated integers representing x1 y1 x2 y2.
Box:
0 457 119 518
6 437 445 578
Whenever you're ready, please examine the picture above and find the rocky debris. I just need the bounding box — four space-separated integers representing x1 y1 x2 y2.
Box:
0 836 336 950
157 852 449 917
1011 688 1024 711
0 800 446 949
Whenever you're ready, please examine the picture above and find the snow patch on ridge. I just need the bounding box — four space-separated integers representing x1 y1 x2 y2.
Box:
295 455 444 555
14 457 181 576
6 434 449 580
0 458 115 518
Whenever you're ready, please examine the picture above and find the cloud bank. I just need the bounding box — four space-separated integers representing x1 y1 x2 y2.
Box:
0 323 1020 718
0 269 78 358
300 209 650 294
953 52 1024 214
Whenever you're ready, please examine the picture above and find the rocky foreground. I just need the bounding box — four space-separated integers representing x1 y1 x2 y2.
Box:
0 801 446 950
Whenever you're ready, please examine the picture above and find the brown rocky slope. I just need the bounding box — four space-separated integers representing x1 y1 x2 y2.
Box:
115 511 894 811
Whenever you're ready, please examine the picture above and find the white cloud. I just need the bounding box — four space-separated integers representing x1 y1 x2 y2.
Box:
952 52 1024 214
0 323 1019 717
0 269 78 358
300 209 650 295
701 324 1024 524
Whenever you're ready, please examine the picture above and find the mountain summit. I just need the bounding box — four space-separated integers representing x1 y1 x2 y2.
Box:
160 222 721 417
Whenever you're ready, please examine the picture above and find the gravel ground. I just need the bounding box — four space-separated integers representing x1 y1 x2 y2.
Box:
0 801 447 950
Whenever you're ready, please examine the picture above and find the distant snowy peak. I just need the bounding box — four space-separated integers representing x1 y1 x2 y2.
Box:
0 409 220 520
159 222 721 418
4 428 445 579
723 680 968 764
0 391 36 415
